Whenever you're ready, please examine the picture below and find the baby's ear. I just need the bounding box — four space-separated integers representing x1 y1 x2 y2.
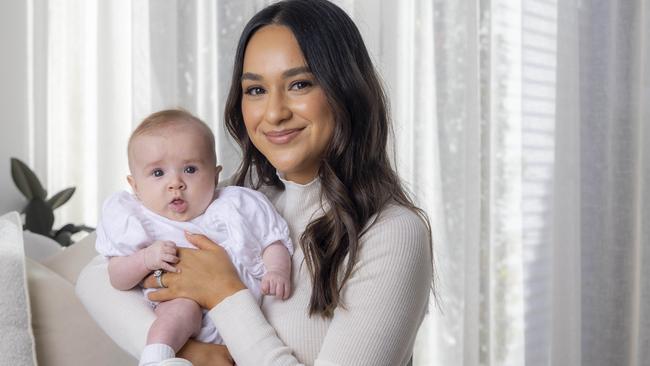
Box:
127 175 137 193
215 165 223 184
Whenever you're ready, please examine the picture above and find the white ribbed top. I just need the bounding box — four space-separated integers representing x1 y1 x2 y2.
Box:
209 178 432 365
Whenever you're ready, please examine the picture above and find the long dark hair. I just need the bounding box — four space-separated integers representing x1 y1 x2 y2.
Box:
224 0 433 317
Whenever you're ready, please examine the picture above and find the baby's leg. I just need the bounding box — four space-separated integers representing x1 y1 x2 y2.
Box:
140 299 202 365
149 298 202 352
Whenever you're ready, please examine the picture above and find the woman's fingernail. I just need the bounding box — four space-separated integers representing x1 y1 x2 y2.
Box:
185 231 194 236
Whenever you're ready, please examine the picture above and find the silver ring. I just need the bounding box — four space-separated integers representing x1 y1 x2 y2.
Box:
153 269 166 288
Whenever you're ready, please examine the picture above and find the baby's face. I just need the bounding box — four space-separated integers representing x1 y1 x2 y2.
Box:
127 123 220 221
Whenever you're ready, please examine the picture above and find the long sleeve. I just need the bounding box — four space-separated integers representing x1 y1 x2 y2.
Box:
76 255 154 358
208 206 432 365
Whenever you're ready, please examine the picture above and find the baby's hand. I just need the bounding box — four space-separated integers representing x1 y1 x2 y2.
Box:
143 240 179 272
261 270 291 300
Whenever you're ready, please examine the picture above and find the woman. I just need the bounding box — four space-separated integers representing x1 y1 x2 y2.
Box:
77 0 433 365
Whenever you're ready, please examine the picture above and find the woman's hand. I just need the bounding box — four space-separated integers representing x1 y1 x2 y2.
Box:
178 340 234 366
144 232 246 309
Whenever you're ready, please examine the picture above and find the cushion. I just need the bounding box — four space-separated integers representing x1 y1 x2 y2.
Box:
41 231 99 285
27 257 135 365
0 211 37 366
22 230 62 262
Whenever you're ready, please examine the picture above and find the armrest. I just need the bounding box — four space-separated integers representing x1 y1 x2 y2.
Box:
27 257 135 365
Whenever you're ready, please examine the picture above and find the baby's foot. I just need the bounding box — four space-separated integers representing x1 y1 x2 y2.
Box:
159 358 193 366
140 344 193 366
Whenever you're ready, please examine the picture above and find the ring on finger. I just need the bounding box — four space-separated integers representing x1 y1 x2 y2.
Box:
153 269 167 288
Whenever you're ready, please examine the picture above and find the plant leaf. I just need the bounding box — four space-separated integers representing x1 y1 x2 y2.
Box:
54 231 73 247
56 223 76 234
10 158 47 200
24 198 55 236
47 187 75 209
55 223 86 236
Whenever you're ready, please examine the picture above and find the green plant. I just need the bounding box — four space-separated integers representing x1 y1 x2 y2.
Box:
10 157 93 246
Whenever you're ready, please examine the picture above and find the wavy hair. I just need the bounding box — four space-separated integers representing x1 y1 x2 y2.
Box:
224 0 433 317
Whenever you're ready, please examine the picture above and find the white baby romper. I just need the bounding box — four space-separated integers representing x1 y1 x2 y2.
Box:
95 186 293 344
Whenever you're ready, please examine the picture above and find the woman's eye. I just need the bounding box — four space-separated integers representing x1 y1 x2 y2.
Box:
184 166 197 174
152 169 164 177
290 80 313 90
244 86 265 96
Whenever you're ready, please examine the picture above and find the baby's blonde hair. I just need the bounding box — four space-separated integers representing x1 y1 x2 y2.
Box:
128 109 217 170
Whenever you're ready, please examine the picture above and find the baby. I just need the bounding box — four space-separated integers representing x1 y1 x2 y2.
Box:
95 109 293 366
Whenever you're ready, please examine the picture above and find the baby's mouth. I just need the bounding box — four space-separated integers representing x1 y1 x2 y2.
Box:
169 198 188 213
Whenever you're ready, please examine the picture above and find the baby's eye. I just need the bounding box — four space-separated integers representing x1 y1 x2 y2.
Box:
244 86 265 96
152 169 164 177
184 166 197 174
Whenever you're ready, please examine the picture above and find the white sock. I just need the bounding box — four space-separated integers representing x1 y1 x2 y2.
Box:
139 343 175 366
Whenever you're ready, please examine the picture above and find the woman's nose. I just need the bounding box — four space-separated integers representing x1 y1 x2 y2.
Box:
264 90 292 125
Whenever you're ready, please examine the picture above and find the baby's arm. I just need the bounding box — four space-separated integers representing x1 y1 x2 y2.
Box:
108 240 179 290
260 241 292 299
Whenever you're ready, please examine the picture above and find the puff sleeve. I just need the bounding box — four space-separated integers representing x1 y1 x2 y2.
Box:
206 187 293 278
95 191 152 258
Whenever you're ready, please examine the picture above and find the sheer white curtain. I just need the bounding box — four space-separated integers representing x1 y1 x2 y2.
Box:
32 0 650 365
42 0 258 227
422 0 650 365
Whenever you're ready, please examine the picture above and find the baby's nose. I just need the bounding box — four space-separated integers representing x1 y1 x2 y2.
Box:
167 179 186 191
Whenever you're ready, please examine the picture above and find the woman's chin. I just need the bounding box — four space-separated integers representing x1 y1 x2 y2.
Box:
269 161 319 184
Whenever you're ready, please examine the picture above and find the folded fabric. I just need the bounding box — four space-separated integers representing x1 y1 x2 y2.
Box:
0 211 37 366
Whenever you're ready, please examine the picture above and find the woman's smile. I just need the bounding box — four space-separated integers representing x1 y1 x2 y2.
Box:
264 128 305 144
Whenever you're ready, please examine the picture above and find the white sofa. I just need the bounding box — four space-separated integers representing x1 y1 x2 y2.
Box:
1 211 135 365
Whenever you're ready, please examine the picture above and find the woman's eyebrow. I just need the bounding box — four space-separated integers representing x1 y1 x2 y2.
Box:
241 66 311 82
241 72 262 81
282 66 311 78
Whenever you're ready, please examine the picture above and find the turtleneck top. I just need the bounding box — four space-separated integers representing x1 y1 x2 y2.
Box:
208 177 432 365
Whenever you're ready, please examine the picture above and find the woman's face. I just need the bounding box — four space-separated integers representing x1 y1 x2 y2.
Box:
241 25 335 184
